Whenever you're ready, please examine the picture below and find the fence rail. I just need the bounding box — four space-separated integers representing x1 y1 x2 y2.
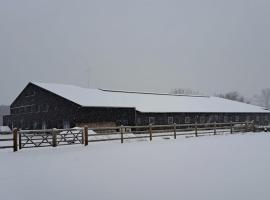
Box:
0 131 13 149
0 121 257 152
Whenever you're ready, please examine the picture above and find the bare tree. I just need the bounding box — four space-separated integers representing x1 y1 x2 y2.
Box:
216 91 249 103
253 88 270 109
170 88 200 95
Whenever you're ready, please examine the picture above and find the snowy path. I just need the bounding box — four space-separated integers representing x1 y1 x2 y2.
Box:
1 133 270 200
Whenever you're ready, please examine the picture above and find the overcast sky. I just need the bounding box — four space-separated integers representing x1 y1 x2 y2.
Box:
0 0 270 105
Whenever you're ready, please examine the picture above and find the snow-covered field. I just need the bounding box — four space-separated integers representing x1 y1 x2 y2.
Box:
1 132 270 200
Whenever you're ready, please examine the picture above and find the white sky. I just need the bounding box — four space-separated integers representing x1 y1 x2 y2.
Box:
0 0 270 104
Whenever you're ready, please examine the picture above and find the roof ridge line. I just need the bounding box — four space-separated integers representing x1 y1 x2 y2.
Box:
99 88 209 98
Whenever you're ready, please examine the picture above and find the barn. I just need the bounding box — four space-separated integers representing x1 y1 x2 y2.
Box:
3 82 270 130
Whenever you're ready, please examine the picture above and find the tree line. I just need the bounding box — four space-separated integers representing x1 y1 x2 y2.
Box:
170 88 270 109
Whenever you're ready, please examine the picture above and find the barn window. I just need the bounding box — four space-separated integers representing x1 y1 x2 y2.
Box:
36 105 40 113
265 116 268 121
256 116 260 122
137 118 141 125
42 120 46 130
224 116 229 123
235 116 240 122
200 116 205 123
208 115 213 123
214 115 219 122
185 117 190 124
19 107 23 114
63 120 70 129
43 104 49 112
25 90 35 97
33 121 38 129
28 106 32 113
25 121 30 129
168 117 174 124
149 117 155 125
20 119 24 127
31 105 36 113
246 116 250 122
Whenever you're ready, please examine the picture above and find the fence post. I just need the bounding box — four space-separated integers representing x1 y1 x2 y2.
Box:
52 128 57 147
84 126 88 146
19 131 22 150
214 122 217 135
120 125 124 144
81 127 85 144
230 121 233 134
195 122 198 137
149 124 152 141
13 128 18 152
245 121 248 132
173 123 176 139
252 121 256 132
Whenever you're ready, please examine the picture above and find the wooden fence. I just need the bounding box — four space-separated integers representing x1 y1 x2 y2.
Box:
0 131 13 149
0 121 256 152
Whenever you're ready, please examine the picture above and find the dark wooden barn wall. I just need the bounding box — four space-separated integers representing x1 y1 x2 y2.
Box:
4 83 80 129
135 112 270 126
75 107 136 126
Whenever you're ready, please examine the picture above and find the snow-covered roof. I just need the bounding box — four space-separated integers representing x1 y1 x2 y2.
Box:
32 82 270 113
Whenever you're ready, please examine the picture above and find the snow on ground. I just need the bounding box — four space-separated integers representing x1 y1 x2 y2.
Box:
1 133 270 200
0 126 11 132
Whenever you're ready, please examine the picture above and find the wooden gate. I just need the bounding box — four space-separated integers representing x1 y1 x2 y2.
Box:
18 128 84 149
